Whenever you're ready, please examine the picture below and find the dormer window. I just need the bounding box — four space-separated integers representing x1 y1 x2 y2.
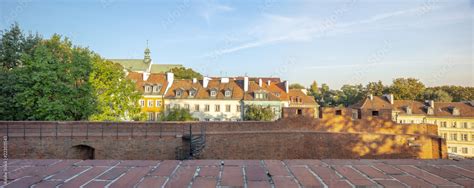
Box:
405 106 412 114
210 89 217 97
255 91 267 99
153 85 162 93
225 90 232 97
189 89 196 97
274 92 281 97
452 107 460 116
144 85 152 93
176 89 183 97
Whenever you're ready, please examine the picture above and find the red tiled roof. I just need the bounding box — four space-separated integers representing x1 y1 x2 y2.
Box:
5 159 473 187
288 89 318 106
393 100 474 117
351 96 392 109
164 79 244 100
126 72 169 95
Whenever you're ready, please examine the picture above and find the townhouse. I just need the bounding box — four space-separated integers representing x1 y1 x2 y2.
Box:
282 89 319 118
351 94 474 158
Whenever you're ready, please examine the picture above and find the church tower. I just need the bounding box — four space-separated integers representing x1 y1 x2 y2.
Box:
144 40 151 64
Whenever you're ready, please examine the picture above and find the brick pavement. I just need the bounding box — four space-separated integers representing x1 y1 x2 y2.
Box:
2 159 473 187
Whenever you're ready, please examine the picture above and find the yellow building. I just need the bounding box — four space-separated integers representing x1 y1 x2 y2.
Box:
392 100 474 158
127 72 174 121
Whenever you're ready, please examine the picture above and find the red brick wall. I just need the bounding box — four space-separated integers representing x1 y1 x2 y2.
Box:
282 107 317 119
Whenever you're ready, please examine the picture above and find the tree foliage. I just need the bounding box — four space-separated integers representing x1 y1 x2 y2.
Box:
388 78 425 100
160 108 195 121
421 88 453 102
244 105 274 121
289 83 305 89
170 67 203 80
89 57 145 121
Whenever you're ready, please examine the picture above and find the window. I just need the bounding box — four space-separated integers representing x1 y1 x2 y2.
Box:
204 118 210 121
463 122 468 128
166 104 171 110
226 105 231 112
450 133 458 141
215 105 220 112
451 147 457 153
297 109 303 115
274 92 281 97
195 104 200 112
461 134 468 141
210 90 217 97
335 110 342 116
148 100 154 107
225 90 231 97
372 111 379 116
153 85 161 93
462 148 468 154
441 122 447 128
189 90 196 97
174 104 180 109
442 133 447 139
184 104 190 110
237 105 241 112
156 100 162 107
205 105 210 112
176 90 182 97
145 86 152 93
147 112 155 121
139 100 145 107
452 122 457 128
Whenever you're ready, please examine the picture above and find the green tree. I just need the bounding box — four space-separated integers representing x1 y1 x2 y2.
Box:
421 88 453 102
160 108 195 121
170 67 203 79
365 81 386 96
388 78 425 100
89 57 144 121
429 86 474 102
244 105 274 121
13 35 95 120
309 81 319 95
339 84 365 106
289 83 306 89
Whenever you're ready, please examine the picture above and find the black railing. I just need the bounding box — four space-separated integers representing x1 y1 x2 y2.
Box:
0 122 185 140
176 124 206 160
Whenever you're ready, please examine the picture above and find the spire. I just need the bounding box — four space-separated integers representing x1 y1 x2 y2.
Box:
144 40 151 64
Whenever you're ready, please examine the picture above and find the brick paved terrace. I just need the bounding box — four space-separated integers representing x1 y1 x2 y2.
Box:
3 159 473 187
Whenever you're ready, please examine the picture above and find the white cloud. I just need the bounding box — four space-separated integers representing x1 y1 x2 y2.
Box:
198 0 234 24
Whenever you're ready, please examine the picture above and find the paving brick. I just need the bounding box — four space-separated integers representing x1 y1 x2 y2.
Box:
96 167 128 180
285 159 324 166
333 166 377 187
198 166 220 177
439 165 474 179
182 160 221 166
60 167 109 188
416 165 462 180
150 160 180 176
310 166 341 181
289 166 323 188
375 179 406 187
109 167 152 188
353 165 390 179
272 176 299 188
247 180 271 188
220 166 243 187
397 165 458 186
373 163 405 175
323 180 352 188
245 165 268 181
191 177 217 188
322 159 368 165
30 180 62 188
451 179 474 188
82 180 111 188
137 176 167 188
5 176 43 188
76 160 119 166
118 160 159 167
48 167 89 181
392 175 433 187
224 160 260 166
264 160 290 177
165 166 197 188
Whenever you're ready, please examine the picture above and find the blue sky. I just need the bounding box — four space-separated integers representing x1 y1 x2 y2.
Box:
1 0 472 88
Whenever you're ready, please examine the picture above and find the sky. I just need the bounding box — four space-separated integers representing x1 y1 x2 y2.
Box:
1 0 473 89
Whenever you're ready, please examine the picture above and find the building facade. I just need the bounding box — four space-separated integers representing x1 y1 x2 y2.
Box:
242 77 289 121
282 89 319 118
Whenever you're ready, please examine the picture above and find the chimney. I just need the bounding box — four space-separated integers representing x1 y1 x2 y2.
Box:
192 78 197 84
143 72 150 81
258 78 263 87
384 94 394 104
301 89 307 95
203 77 211 88
221 77 229 83
267 80 271 86
284 81 289 93
244 76 249 92
166 72 174 83
368 94 374 100
428 100 434 108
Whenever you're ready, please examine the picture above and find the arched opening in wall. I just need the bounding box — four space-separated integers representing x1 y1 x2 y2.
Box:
68 145 95 160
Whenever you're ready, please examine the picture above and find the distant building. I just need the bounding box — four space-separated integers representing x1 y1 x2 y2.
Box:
109 47 182 73
352 95 474 158
282 89 319 119
242 78 289 121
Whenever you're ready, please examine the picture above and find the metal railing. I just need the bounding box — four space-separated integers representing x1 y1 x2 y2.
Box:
0 122 193 140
